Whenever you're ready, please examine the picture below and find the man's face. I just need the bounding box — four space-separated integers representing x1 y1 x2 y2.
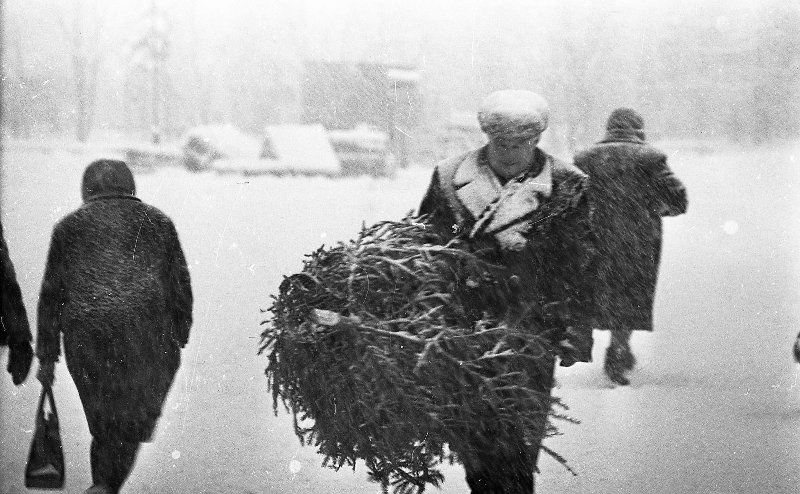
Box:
486 135 539 180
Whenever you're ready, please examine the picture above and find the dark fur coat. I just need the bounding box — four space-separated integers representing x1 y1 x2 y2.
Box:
37 191 192 442
418 145 597 475
574 133 687 331
419 146 596 359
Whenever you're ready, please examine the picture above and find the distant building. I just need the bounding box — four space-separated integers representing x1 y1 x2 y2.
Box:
300 61 421 168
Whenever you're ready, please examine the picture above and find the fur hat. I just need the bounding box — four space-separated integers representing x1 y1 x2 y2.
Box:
477 90 549 140
603 107 646 142
606 107 644 132
81 159 136 201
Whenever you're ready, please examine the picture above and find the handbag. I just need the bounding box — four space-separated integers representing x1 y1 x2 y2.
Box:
25 385 65 489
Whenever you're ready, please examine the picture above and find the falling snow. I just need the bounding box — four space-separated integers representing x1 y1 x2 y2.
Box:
1 140 799 493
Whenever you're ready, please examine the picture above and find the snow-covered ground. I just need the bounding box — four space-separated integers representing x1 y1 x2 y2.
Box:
1 141 799 493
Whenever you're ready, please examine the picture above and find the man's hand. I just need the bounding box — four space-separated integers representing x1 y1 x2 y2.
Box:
7 341 33 385
36 360 56 387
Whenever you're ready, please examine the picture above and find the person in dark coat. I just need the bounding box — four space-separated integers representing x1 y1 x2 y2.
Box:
1 218 34 385
574 108 687 385
36 159 193 494
419 90 596 494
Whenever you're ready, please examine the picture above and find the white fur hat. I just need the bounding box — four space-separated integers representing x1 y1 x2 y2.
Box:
477 90 550 140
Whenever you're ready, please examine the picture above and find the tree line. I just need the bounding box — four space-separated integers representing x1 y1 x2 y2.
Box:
2 1 797 155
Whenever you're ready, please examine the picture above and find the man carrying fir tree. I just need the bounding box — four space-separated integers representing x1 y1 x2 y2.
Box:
418 89 597 493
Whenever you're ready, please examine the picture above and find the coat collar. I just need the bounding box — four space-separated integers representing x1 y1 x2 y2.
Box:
453 147 553 235
85 193 142 203
597 128 646 145
434 146 588 249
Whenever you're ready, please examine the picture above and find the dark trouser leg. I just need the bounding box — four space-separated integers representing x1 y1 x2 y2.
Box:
610 329 635 369
90 436 141 493
463 360 554 493
464 441 534 494
610 329 632 352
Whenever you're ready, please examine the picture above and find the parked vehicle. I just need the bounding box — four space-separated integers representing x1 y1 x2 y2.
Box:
328 125 393 177
179 122 393 177
180 124 261 172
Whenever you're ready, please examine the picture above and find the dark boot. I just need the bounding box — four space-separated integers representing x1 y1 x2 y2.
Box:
604 346 630 386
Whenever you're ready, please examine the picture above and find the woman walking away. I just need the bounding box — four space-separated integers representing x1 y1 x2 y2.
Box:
574 108 688 385
36 159 193 494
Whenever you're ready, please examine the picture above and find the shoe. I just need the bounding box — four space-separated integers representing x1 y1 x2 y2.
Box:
604 362 630 385
604 347 631 386
84 485 112 494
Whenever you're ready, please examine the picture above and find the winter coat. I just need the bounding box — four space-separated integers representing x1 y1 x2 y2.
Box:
36 173 192 442
574 132 687 332
1 219 33 385
419 146 596 362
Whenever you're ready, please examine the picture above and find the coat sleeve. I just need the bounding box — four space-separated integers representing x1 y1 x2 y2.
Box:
646 156 688 217
417 169 460 239
36 226 66 363
418 169 447 219
166 220 193 348
549 188 598 364
1 221 34 384
1 221 31 347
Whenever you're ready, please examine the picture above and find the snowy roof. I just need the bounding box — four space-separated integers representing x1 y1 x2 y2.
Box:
200 124 341 176
328 125 389 150
264 124 341 175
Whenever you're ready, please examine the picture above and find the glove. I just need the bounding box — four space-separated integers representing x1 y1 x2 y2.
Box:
557 326 593 367
36 360 56 387
7 341 33 385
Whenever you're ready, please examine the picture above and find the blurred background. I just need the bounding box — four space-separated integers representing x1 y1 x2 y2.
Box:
2 2 800 493
2 0 798 174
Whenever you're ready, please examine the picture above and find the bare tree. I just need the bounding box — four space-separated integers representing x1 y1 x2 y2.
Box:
1 8 32 140
55 0 107 143
545 8 612 152
128 0 170 143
